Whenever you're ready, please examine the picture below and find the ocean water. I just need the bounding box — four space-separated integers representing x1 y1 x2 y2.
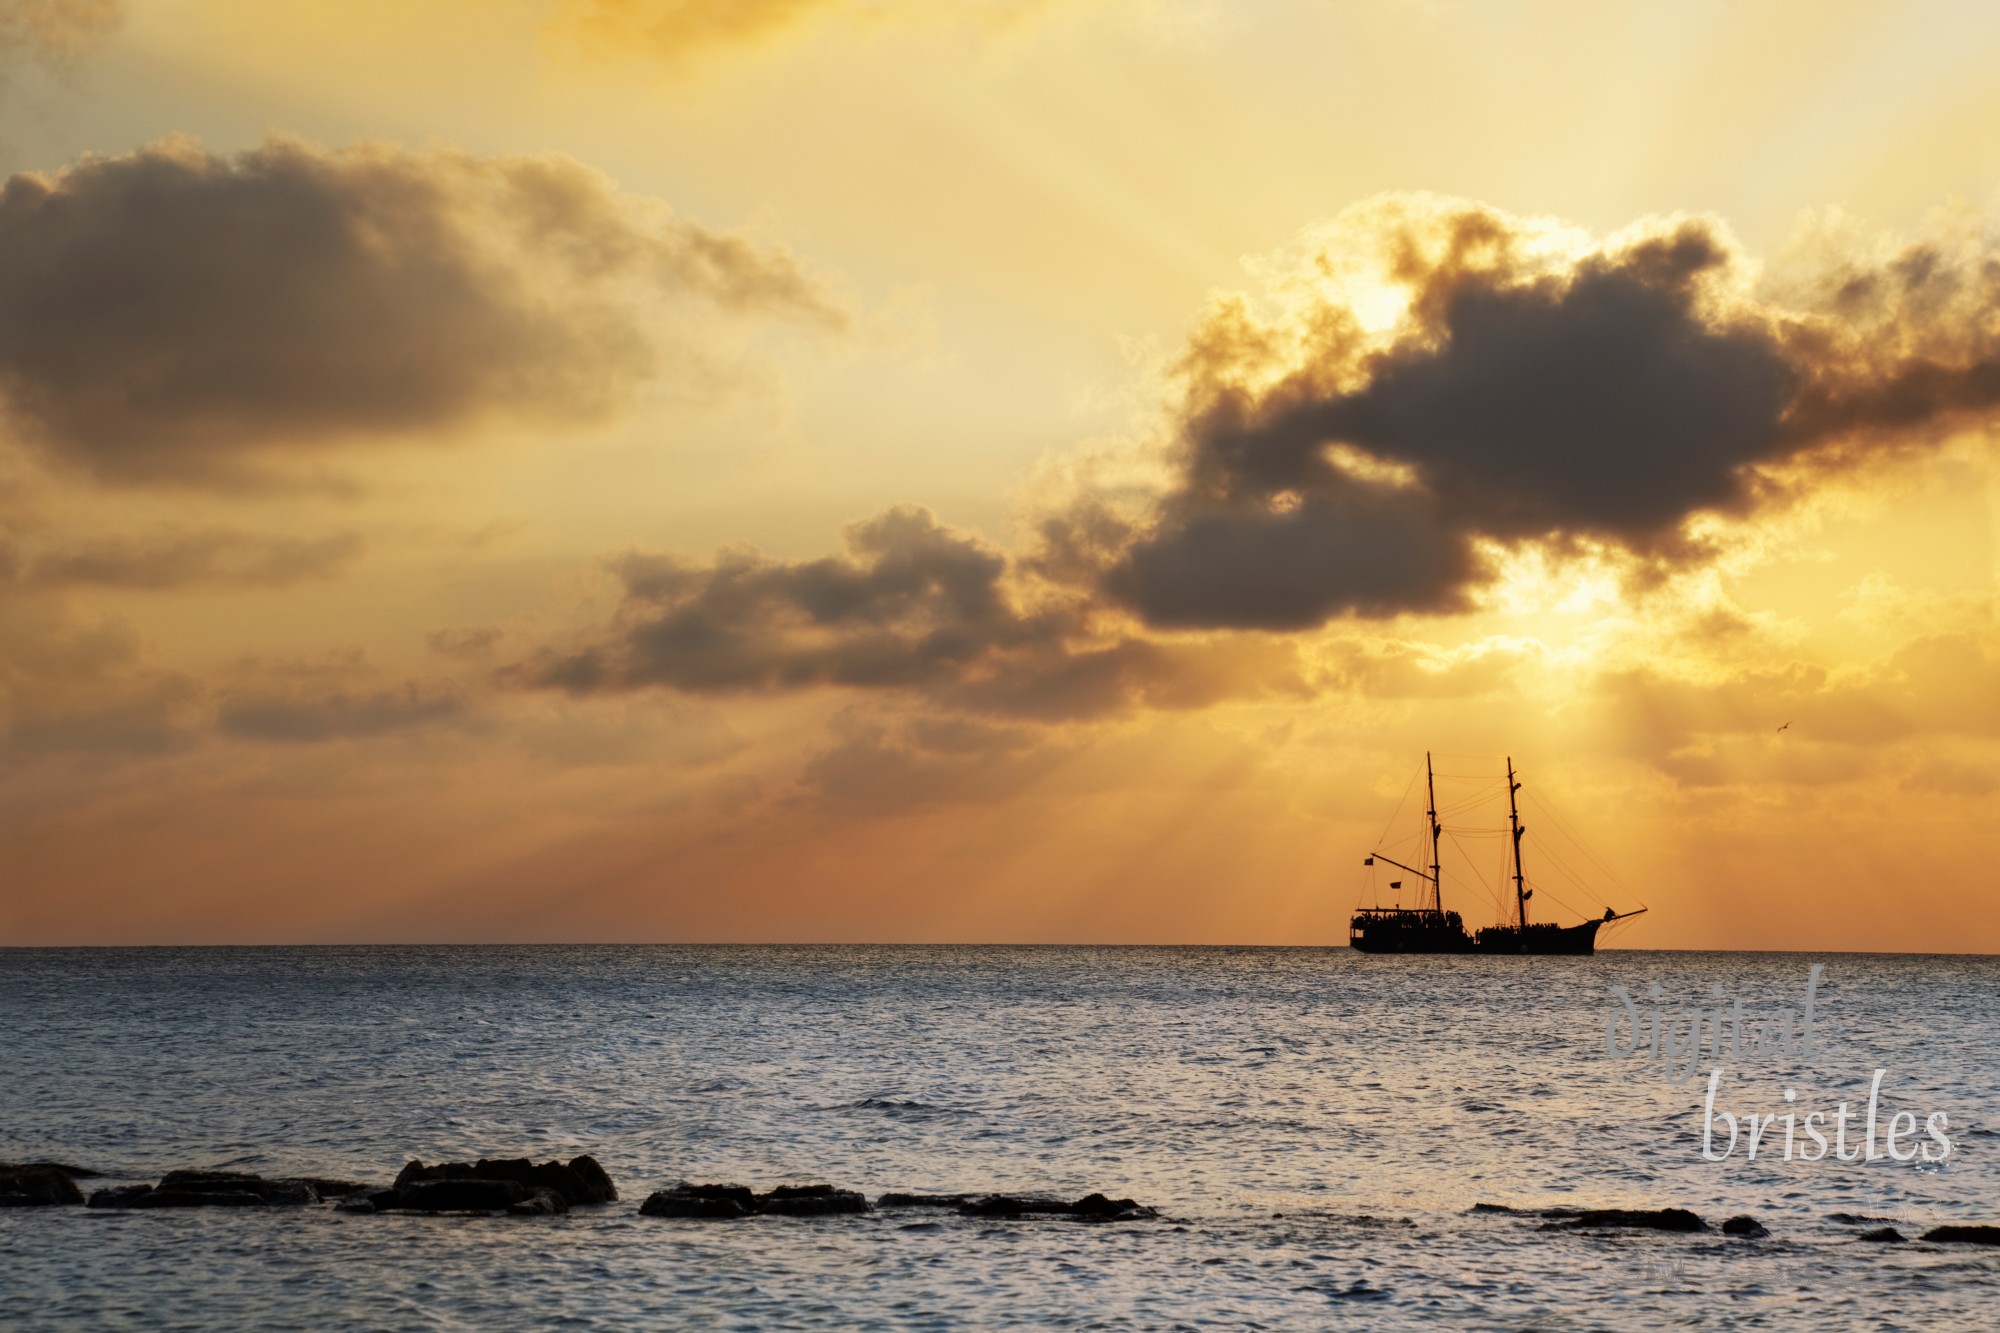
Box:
3 945 1997 1330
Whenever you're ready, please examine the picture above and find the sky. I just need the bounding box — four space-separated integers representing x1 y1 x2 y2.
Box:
2 0 1998 949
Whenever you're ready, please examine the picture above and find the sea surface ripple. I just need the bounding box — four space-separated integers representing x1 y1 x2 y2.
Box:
3 945 1996 1329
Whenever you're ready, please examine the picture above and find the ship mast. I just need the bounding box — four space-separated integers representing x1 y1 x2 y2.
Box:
1362 754 1449 911
1426 751 1443 914
1507 756 1528 931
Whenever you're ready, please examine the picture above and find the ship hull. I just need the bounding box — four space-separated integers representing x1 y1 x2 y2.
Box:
1349 911 1605 955
1348 908 1473 953
1471 920 1602 955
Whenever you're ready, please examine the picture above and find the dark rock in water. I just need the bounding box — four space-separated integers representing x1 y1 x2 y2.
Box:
297 1178 373 1199
1921 1225 2000 1246
132 1189 271 1208
640 1187 751 1219
567 1156 618 1205
639 1181 1152 1222
682 1183 759 1211
639 1182 868 1219
395 1178 531 1213
1070 1193 1158 1222
86 1172 320 1208
156 1171 317 1205
1859 1227 1906 1243
758 1191 867 1217
392 1178 568 1215
757 1185 869 1216
959 1193 1156 1221
1721 1216 1769 1238
506 1191 568 1216
0 1165 85 1206
761 1184 839 1201
391 1156 616 1208
1828 1212 1899 1225
1563 1208 1706 1232
87 1185 157 1209
960 1195 1076 1218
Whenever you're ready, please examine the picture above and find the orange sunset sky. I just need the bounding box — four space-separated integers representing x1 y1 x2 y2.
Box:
2 0 1998 949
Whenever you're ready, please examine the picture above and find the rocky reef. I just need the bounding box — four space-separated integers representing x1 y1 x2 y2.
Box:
950 1193 1158 1221
86 1171 371 1209
347 1156 619 1215
1921 1225 2000 1246
1539 1207 1708 1232
63 1154 613 1216
636 1184 1159 1222
640 1183 869 1218
0 1164 89 1207
46 1160 2000 1246
32 1155 1162 1222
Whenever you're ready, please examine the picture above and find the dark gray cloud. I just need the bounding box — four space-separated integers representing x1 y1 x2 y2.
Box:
0 136 840 484
1087 204 2000 630
1103 484 1476 630
16 528 361 589
1264 239 1790 540
518 505 1304 718
529 506 1067 694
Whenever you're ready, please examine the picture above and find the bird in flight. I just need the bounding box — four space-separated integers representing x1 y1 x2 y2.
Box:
1776 722 1791 733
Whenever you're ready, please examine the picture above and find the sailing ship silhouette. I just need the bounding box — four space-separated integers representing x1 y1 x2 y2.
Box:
1350 753 1646 955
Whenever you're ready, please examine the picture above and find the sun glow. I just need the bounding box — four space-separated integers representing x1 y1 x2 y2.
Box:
1479 542 1630 621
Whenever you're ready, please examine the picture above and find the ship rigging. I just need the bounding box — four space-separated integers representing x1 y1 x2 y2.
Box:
1349 753 1647 955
